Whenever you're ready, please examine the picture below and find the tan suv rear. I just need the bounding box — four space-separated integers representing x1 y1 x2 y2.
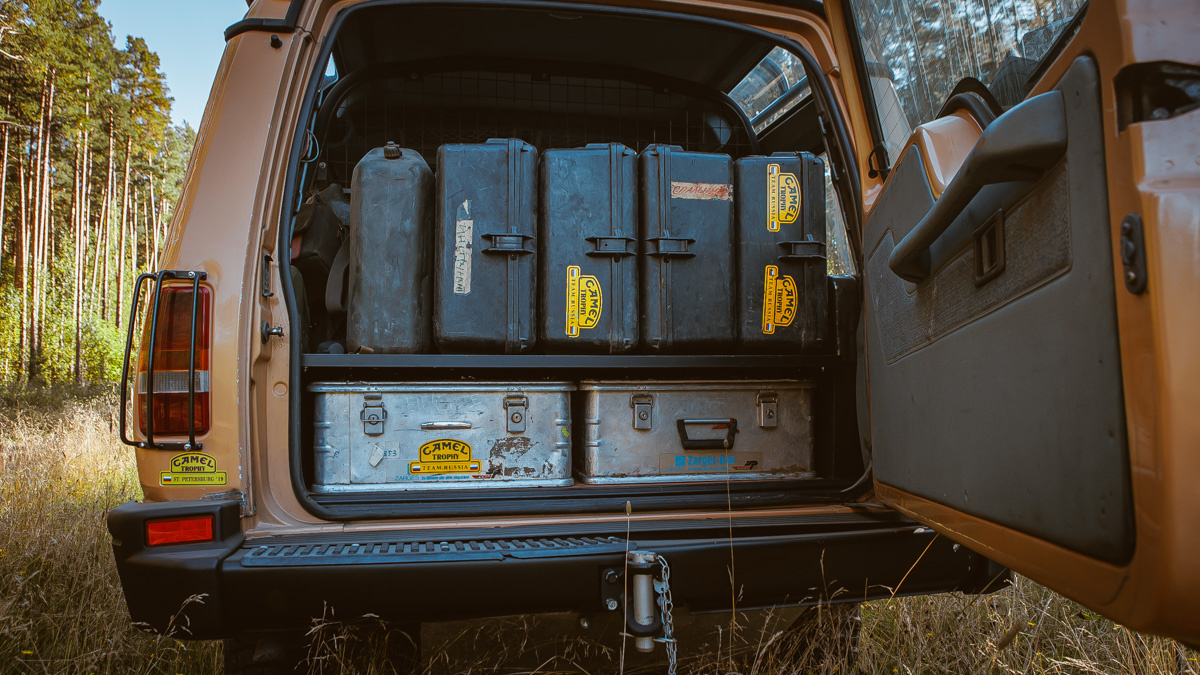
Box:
107 0 1200 670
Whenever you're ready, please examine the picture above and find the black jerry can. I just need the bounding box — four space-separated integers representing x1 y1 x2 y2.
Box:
540 143 639 353
346 143 434 354
639 144 736 353
734 152 827 352
434 139 538 353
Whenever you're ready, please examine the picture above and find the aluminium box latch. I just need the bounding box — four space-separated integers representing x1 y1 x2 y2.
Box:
361 393 387 436
631 394 654 430
504 395 528 434
757 392 778 429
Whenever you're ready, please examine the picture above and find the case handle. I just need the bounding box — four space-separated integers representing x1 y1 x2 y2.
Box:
419 421 472 430
675 418 738 450
646 237 696 258
481 232 534 255
778 238 826 261
586 236 635 257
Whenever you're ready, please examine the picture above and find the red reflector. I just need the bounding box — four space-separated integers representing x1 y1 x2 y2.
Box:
145 515 215 547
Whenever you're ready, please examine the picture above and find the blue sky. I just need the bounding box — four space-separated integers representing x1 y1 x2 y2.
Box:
98 0 250 129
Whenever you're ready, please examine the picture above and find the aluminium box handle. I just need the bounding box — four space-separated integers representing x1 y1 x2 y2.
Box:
675 418 738 450
419 422 472 430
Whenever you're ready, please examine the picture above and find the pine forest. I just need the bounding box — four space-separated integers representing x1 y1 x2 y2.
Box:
0 0 192 386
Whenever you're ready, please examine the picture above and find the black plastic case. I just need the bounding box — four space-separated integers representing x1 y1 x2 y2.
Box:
539 143 639 353
734 152 827 352
639 144 736 353
434 139 538 354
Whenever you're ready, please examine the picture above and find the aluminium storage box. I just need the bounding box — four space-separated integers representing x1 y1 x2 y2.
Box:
540 143 639 353
639 145 737 353
434 139 539 354
734 152 828 352
577 380 814 484
310 382 573 491
346 143 434 354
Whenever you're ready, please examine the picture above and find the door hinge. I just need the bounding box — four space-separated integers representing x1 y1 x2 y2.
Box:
1120 213 1148 295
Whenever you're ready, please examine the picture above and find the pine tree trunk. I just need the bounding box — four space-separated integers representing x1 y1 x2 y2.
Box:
132 187 140 275
73 131 84 385
148 153 158 271
116 134 131 329
81 120 94 318
33 69 55 381
17 131 28 378
28 72 47 381
98 115 114 320
0 92 11 275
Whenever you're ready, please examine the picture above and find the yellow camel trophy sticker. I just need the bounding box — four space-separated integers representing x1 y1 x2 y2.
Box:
762 265 798 334
565 265 603 337
767 163 801 232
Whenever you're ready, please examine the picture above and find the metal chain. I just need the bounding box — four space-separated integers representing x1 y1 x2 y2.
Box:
653 554 677 675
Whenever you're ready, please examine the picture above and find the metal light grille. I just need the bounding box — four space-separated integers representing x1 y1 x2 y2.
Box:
316 70 753 186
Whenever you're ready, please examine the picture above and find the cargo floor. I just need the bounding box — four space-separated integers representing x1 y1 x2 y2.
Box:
306 477 862 519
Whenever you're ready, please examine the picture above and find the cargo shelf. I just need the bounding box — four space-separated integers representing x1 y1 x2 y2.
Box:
300 353 841 377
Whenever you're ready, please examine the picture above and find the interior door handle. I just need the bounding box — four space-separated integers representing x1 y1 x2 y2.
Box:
888 91 1068 283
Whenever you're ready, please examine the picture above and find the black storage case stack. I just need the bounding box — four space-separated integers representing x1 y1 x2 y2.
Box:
639 144 736 353
434 139 538 353
734 152 827 352
539 143 639 353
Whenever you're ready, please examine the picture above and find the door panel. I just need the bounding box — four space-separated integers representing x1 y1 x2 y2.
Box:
865 56 1134 562
826 0 1200 641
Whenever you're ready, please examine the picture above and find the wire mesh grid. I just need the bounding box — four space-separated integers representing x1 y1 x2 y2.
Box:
315 69 754 186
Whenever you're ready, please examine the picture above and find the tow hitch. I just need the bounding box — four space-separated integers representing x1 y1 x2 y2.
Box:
601 550 678 672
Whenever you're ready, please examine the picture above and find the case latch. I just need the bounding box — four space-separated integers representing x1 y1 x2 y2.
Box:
631 394 654 430
504 395 528 434
360 393 387 436
757 391 778 428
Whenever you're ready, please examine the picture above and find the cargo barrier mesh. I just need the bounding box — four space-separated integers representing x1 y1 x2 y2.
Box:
316 69 754 185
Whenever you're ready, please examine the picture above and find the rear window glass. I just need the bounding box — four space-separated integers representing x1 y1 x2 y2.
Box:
729 47 811 133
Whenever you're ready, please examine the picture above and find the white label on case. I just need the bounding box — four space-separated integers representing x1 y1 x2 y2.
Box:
453 199 473 295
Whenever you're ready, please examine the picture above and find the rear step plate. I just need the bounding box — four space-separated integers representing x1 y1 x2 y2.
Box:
239 536 631 567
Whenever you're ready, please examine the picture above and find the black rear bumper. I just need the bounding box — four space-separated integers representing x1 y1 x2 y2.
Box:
108 500 1006 640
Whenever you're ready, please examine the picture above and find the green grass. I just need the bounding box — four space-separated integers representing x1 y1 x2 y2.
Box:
0 387 1194 674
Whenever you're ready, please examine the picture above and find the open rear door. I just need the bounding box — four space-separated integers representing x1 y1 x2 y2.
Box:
829 0 1200 642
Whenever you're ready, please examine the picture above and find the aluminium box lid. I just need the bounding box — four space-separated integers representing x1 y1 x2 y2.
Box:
308 381 576 393
577 380 811 392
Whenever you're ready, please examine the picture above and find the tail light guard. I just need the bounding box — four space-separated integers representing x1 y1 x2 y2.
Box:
119 269 210 452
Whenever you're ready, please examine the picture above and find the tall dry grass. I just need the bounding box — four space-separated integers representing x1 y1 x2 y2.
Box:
0 388 1194 674
0 387 221 674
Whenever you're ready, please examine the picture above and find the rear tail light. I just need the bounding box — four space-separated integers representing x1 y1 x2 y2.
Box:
145 515 215 547
137 284 212 437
